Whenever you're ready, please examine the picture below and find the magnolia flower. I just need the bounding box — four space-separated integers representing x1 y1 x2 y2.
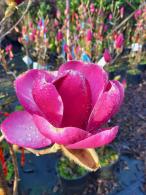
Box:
120 6 124 18
90 3 95 14
86 29 92 42
108 13 113 20
103 49 112 63
57 31 63 42
1 61 124 171
134 9 142 20
115 33 124 49
5 44 13 59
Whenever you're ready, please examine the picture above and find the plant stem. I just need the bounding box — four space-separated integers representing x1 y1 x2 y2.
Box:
9 145 19 195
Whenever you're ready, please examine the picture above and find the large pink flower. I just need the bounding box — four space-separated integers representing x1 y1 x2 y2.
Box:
1 61 124 150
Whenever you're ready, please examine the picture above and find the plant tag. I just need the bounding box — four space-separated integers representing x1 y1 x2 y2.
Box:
97 57 106 67
23 56 33 66
131 43 142 52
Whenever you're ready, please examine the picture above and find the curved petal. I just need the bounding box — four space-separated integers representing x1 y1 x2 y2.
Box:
87 81 123 131
67 126 118 149
33 114 89 145
112 80 124 107
1 111 51 149
32 75 63 127
14 69 54 115
54 70 92 128
59 60 108 106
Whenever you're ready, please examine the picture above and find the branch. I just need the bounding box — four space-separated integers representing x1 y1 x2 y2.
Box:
0 0 32 41
26 144 61 156
109 2 145 35
110 51 122 65
9 144 19 195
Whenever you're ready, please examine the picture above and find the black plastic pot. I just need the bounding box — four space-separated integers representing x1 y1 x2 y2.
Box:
56 161 90 195
126 72 142 85
90 147 119 180
137 63 146 71
59 173 90 194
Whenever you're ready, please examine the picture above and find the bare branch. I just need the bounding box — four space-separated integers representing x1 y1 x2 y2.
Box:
9 144 20 195
0 0 32 41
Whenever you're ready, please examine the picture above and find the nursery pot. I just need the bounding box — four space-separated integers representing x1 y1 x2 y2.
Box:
137 63 146 72
126 70 142 85
56 158 90 195
90 146 119 180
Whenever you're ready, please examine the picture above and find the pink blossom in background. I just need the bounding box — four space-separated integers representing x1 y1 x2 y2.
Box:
68 53 73 60
134 9 142 20
5 44 13 59
38 19 43 27
54 19 59 27
57 31 63 42
108 13 113 20
120 6 124 18
5 44 12 53
29 34 35 42
103 49 112 63
43 27 48 34
115 33 124 49
86 29 92 41
1 61 124 149
64 44 69 53
90 3 95 14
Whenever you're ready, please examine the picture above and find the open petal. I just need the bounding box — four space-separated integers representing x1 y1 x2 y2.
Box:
59 60 108 106
32 75 63 127
67 126 118 149
33 114 89 145
1 111 51 148
87 81 123 131
54 70 92 128
61 146 100 171
14 69 54 115
112 80 124 107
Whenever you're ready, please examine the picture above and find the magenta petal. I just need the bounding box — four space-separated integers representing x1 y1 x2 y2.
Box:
67 126 118 149
33 114 89 145
112 80 124 107
54 70 92 128
59 60 108 106
14 70 55 115
1 111 51 148
32 75 63 127
87 81 123 131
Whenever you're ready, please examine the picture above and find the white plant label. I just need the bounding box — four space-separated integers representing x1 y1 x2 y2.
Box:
97 57 106 67
131 43 142 52
23 56 33 66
